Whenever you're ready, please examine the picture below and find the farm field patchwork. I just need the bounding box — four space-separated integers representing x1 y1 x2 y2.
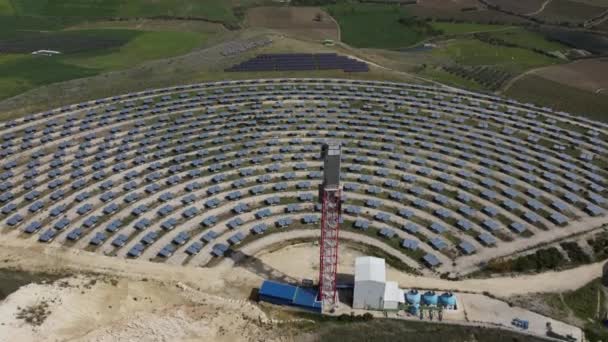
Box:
429 22 513 35
534 0 606 22
0 54 97 100
505 74 608 123
533 58 608 93
326 3 439 49
540 28 608 55
478 27 570 53
408 3 530 25
0 29 208 100
431 38 560 72
484 0 546 14
245 6 339 41
6 0 256 24
569 0 608 6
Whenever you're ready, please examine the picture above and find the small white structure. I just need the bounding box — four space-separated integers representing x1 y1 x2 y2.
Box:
353 256 386 310
31 50 61 56
382 281 404 310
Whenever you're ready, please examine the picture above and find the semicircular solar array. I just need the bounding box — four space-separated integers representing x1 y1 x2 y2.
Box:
1 78 606 274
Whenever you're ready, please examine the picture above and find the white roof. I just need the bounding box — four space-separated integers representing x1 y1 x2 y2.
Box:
383 281 404 303
355 256 386 283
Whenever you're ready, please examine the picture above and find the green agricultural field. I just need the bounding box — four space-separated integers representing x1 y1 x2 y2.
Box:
430 22 512 35
7 0 254 24
0 54 97 100
418 66 485 91
0 29 208 100
326 3 438 49
431 38 560 72
64 30 207 70
479 28 569 53
0 0 14 14
0 16 79 39
505 75 608 123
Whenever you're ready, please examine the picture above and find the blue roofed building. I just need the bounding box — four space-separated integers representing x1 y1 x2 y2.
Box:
258 280 321 312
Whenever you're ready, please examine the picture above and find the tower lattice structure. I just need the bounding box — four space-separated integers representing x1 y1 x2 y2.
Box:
318 143 342 310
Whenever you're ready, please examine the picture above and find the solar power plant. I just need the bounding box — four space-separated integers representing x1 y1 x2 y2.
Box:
0 78 607 276
220 37 273 57
226 54 369 72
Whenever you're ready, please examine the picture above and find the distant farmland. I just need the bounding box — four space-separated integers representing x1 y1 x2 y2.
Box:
534 0 606 23
3 0 257 24
0 28 208 100
533 59 608 94
506 74 608 123
485 0 546 14
326 3 440 49
245 7 339 41
540 28 608 54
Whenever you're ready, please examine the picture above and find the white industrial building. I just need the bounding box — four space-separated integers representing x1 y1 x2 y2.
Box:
382 281 403 310
353 256 404 310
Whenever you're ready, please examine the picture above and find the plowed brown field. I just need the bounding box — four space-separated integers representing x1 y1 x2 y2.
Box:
534 58 608 93
245 7 339 41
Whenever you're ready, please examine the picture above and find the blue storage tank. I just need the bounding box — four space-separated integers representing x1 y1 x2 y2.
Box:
405 289 421 305
422 291 438 306
408 303 420 315
439 292 457 307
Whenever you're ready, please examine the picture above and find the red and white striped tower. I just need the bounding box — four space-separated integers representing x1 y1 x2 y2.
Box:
318 142 342 311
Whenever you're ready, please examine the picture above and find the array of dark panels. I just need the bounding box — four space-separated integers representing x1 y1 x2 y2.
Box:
226 53 369 73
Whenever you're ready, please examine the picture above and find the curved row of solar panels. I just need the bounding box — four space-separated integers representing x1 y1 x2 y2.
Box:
226 53 369 73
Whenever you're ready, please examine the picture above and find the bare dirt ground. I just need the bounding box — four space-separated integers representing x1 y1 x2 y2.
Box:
256 240 411 281
460 293 582 340
0 274 288 342
250 237 605 297
533 58 608 93
0 235 596 341
245 7 339 42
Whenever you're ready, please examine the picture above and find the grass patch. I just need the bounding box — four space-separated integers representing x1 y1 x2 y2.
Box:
0 28 208 100
0 0 14 15
562 278 602 322
481 27 569 53
326 3 439 49
432 38 559 73
541 292 569 316
430 22 512 35
0 54 97 99
65 30 207 70
0 15 80 39
0 29 140 53
7 0 256 24
505 74 608 123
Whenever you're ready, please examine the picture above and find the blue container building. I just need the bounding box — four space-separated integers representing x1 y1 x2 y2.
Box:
259 280 322 312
